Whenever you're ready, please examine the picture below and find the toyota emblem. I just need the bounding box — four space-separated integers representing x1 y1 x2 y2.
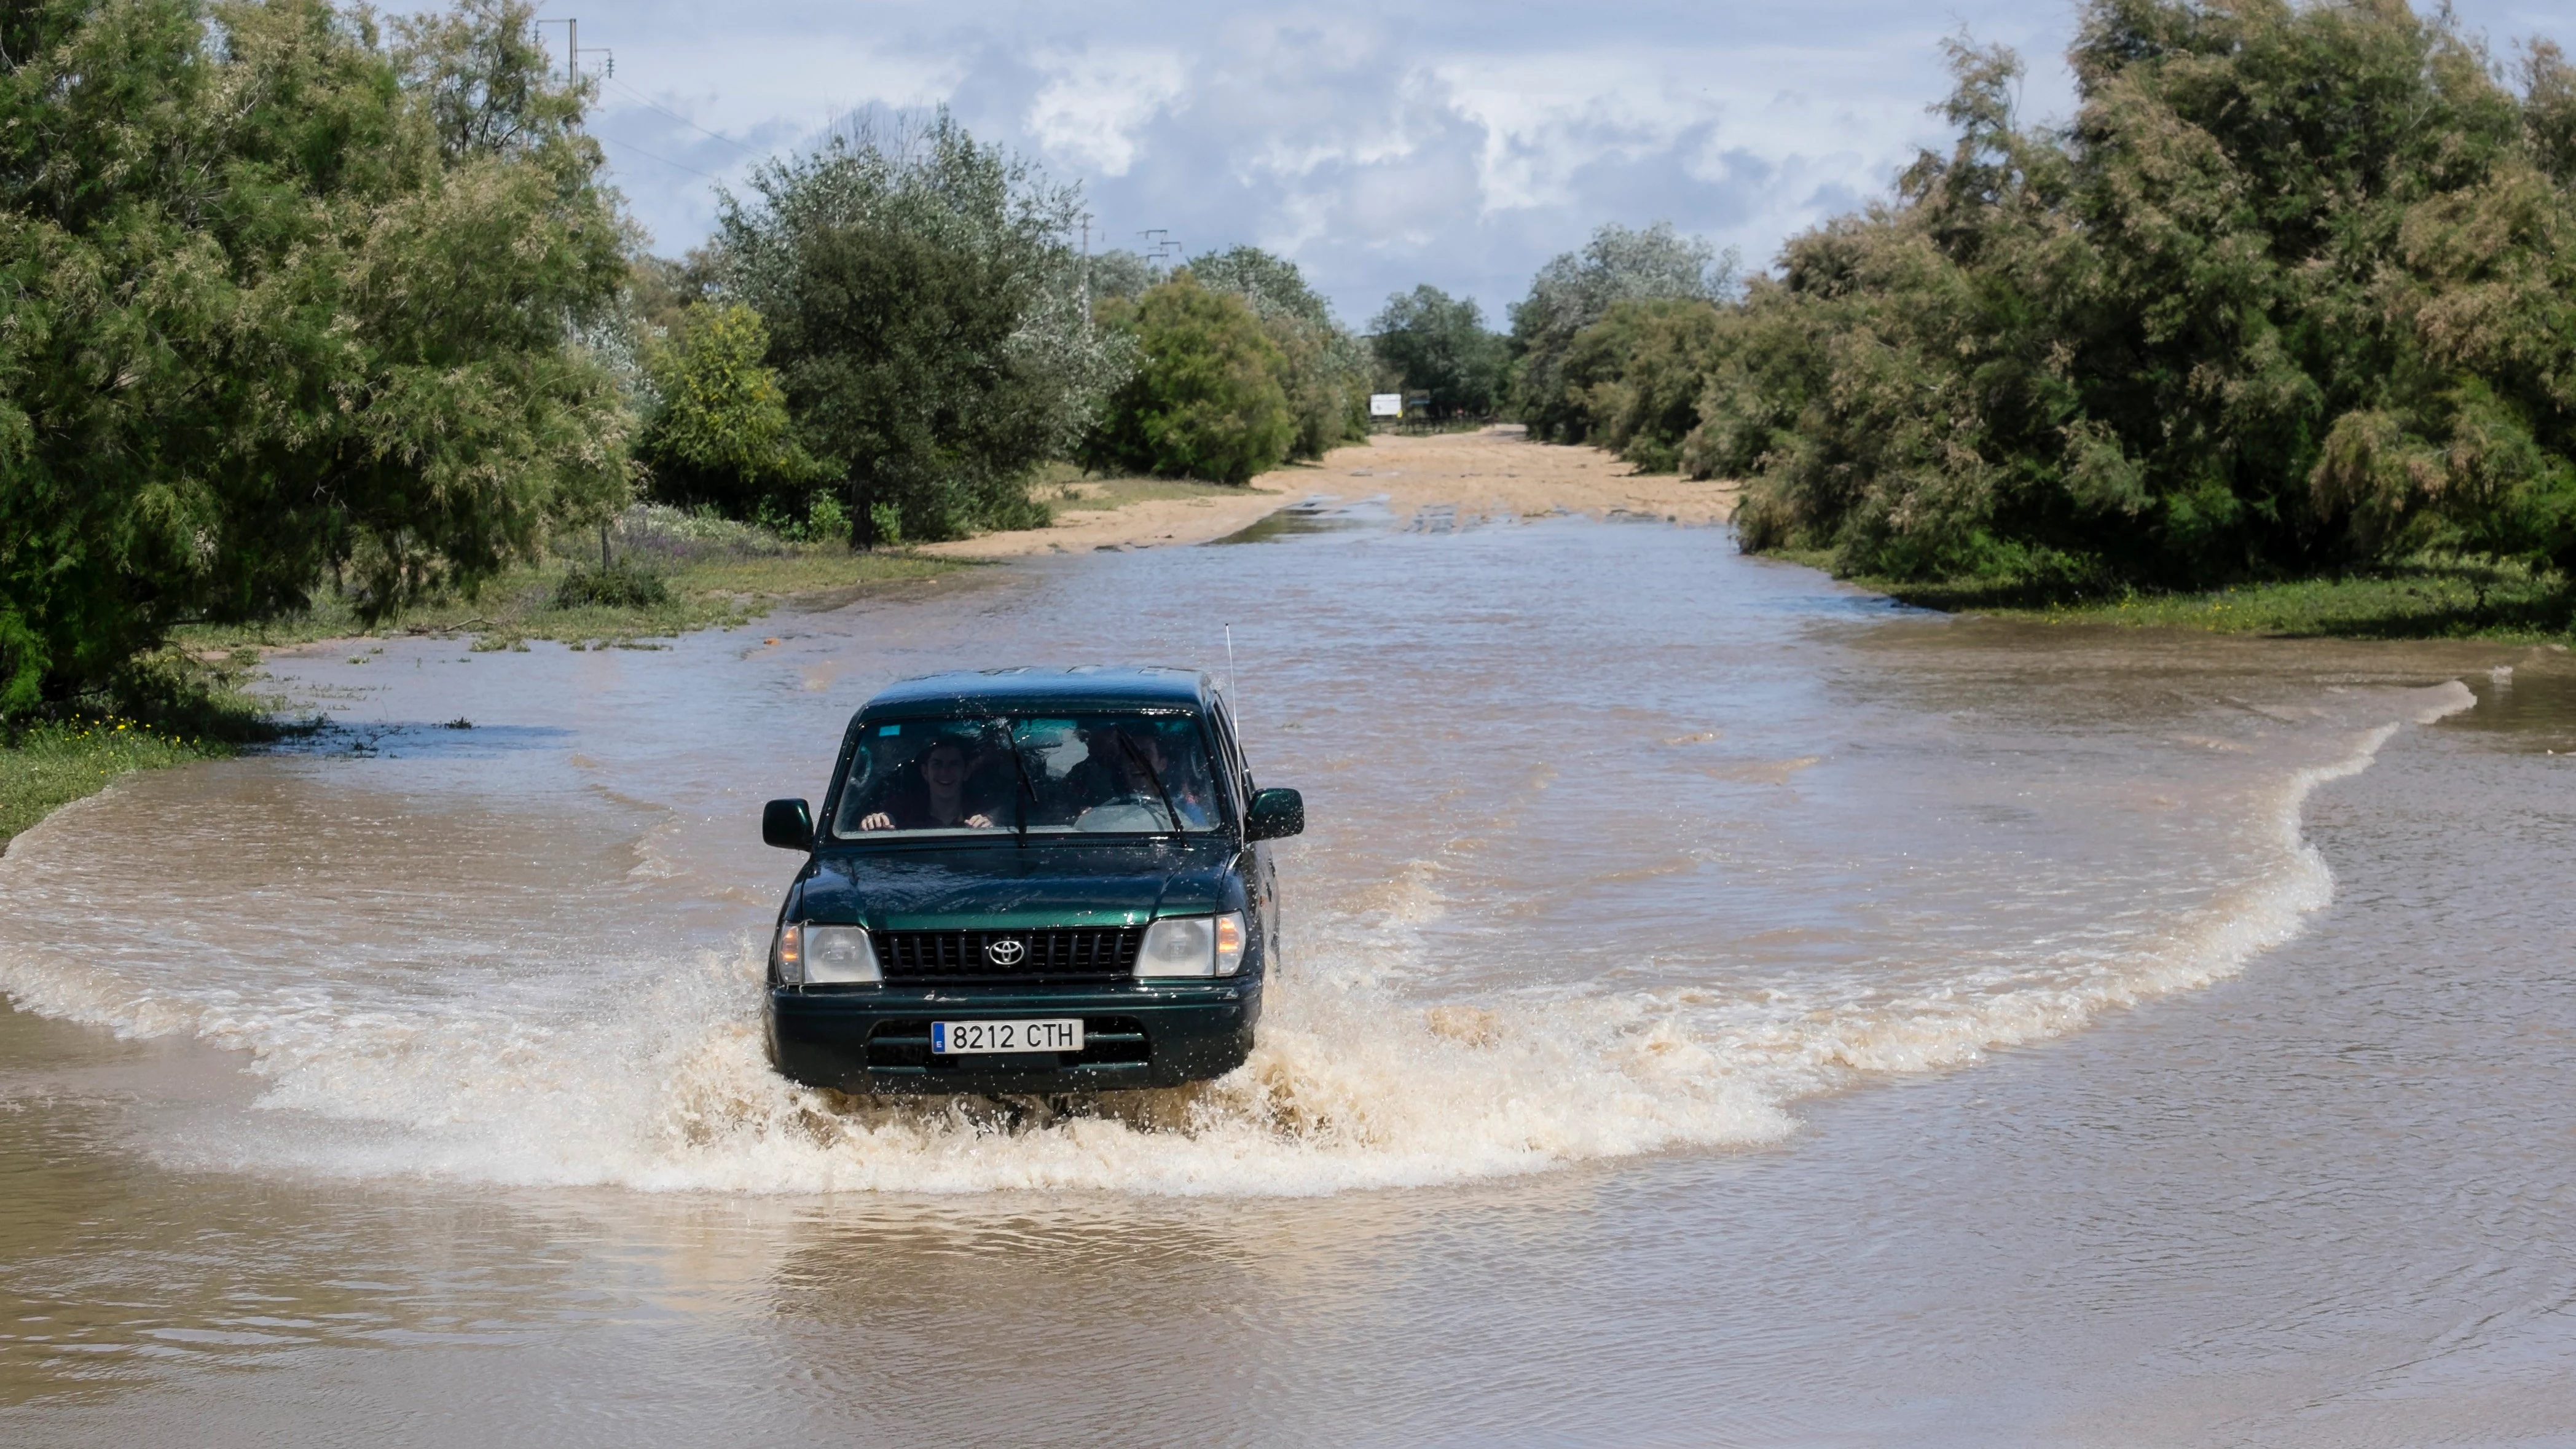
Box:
985 937 1027 967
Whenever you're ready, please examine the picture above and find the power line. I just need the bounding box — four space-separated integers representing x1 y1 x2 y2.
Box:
594 131 726 182
604 77 769 160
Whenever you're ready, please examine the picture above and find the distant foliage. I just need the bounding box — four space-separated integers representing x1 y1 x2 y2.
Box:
1508 223 1737 442
1550 300 1729 473
714 111 1133 543
1084 249 1160 310
1560 1 2576 591
1370 286 1510 418
637 302 831 523
1187 246 1372 459
0 0 630 717
1083 273 1295 485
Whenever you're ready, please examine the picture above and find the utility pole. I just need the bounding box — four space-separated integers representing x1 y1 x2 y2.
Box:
539 16 615 572
537 16 574 76
536 17 613 83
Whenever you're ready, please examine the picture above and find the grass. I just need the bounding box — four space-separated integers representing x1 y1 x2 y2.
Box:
173 529 964 655
0 715 232 854
1797 551 2576 642
0 644 312 853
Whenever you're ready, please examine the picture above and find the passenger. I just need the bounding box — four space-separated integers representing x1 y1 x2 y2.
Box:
857 737 995 831
1064 724 1211 828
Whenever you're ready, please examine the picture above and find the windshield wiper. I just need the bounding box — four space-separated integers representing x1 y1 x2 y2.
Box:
1114 732 1183 833
1003 735 1039 844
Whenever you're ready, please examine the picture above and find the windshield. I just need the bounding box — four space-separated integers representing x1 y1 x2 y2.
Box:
830 713 1224 839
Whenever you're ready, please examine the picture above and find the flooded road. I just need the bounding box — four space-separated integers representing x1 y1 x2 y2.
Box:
2 509 2571 1444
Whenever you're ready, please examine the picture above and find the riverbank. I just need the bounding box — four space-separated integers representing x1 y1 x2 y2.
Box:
171 542 962 656
0 718 228 854
1796 552 2576 644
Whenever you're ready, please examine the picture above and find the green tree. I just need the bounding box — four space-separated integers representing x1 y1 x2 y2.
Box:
1558 299 1728 471
0 0 630 717
715 111 1129 543
629 249 718 336
1370 286 1509 418
637 302 827 519
1712 2 2576 588
1084 248 1158 310
1187 245 1370 458
1085 273 1295 485
1508 223 1735 441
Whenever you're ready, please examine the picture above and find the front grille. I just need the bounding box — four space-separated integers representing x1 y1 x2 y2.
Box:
874 927 1143 981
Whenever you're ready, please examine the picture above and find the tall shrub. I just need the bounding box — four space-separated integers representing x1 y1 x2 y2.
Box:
637 302 827 519
1507 222 1736 441
0 0 630 715
1085 274 1294 485
714 111 1131 543
1187 246 1370 459
1557 299 1728 471
1716 2 2576 586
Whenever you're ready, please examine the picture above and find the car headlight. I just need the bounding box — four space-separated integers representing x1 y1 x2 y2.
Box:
773 923 881 985
1136 912 1246 978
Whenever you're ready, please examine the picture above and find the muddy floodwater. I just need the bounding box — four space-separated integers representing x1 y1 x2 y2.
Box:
3 511 2572 1445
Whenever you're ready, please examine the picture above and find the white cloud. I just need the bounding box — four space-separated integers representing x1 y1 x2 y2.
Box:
561 0 2549 321
1025 47 1188 176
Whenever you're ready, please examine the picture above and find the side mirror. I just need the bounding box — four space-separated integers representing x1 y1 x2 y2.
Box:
763 798 814 851
1244 787 1303 842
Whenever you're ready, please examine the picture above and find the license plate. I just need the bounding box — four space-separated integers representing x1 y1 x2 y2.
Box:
931 1018 1084 1054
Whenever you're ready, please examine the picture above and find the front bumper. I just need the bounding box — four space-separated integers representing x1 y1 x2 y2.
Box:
766 978 1262 1094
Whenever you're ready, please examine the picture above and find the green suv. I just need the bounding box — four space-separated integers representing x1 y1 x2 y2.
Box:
761 667 1303 1094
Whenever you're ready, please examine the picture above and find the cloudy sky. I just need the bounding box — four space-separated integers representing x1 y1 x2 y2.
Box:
532 0 2564 328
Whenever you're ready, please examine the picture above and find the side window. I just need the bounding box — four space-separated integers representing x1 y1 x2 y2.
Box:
1209 697 1252 812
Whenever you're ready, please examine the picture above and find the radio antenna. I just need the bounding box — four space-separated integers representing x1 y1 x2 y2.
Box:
1224 624 1239 711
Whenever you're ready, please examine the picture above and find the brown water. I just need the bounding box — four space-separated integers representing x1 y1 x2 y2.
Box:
2 516 2570 1445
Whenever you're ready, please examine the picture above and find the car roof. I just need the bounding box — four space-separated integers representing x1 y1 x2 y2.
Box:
857 666 1214 719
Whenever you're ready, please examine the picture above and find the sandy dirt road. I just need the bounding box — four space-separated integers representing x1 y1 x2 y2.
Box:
919 426 1742 559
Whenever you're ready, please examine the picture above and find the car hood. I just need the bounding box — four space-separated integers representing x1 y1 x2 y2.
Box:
793 839 1241 930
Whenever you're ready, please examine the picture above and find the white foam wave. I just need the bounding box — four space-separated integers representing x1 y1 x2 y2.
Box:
0 683 2478 1196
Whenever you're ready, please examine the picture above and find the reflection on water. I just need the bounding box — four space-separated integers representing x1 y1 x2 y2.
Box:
1209 493 1384 543
1 516 2570 1443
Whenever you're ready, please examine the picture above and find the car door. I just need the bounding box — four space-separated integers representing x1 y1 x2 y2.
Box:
1210 696 1282 971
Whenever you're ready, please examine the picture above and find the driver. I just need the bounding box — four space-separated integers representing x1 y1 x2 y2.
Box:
857 737 995 831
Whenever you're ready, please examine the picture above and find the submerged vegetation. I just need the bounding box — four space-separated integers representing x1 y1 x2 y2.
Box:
0 646 281 852
1848 555 2576 640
